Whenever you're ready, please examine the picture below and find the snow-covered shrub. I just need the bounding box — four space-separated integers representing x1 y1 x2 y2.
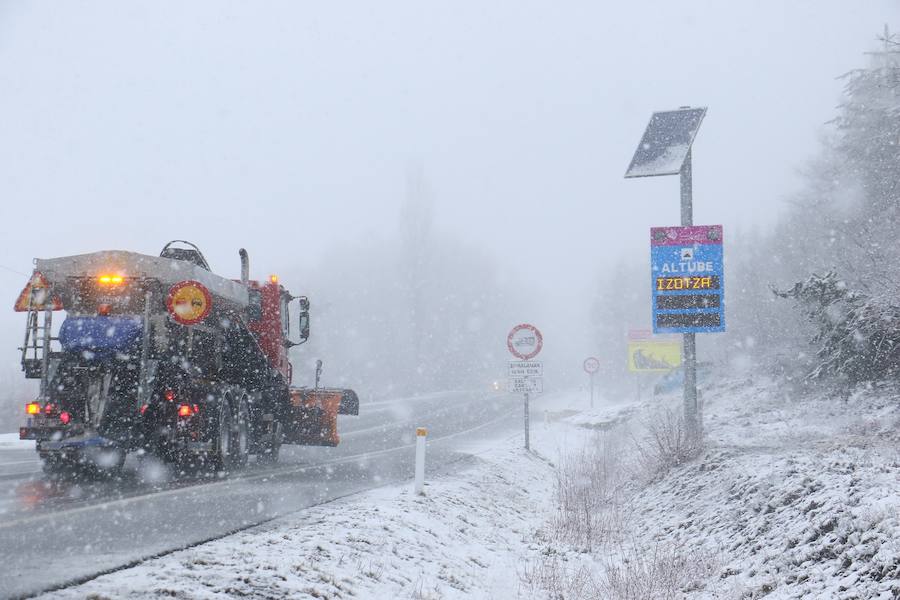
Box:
551 429 631 552
518 556 598 600
775 272 900 386
600 540 719 600
633 406 702 478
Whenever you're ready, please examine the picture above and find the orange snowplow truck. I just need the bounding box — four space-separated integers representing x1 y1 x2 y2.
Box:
15 241 358 473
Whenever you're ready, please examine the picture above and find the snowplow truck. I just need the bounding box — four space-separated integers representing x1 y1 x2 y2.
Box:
15 241 359 473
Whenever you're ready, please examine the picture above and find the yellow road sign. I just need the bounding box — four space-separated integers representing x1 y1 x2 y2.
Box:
627 340 681 372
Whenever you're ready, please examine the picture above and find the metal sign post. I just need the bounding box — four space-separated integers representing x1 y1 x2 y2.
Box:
680 152 698 439
583 357 600 408
625 107 723 444
650 224 723 439
524 391 530 450
507 324 543 451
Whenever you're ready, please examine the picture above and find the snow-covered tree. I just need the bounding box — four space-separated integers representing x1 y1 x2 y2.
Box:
775 272 900 386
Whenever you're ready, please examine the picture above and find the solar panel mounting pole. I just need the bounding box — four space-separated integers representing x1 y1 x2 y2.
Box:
680 148 700 441
624 106 708 446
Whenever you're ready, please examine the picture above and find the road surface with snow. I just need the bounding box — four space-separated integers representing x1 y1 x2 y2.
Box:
0 389 523 598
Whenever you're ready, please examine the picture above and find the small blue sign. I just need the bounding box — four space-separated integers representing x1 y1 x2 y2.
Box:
650 225 725 334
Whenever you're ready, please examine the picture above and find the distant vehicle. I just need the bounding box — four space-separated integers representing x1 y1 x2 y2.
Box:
653 362 713 396
16 241 359 474
491 380 502 392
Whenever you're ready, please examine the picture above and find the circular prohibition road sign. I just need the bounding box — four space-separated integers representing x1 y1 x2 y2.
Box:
507 323 543 360
583 357 600 374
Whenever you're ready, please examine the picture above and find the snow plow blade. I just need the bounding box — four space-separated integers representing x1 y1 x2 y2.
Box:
283 388 359 447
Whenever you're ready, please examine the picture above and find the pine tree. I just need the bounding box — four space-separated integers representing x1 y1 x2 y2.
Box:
829 27 900 293
775 272 900 386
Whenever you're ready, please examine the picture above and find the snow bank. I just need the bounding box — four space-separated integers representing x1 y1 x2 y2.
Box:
660 380 900 598
39 431 561 599
37 381 900 599
539 389 640 429
535 379 900 599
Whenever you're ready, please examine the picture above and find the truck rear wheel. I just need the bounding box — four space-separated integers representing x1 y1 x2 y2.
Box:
211 389 250 472
233 393 250 468
211 393 235 471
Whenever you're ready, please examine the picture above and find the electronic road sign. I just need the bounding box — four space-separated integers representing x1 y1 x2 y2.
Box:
650 225 724 334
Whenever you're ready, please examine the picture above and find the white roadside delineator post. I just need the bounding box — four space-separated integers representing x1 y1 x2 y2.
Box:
414 427 426 495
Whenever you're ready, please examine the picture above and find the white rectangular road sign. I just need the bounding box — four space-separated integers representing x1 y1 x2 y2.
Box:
508 361 543 377
508 377 543 394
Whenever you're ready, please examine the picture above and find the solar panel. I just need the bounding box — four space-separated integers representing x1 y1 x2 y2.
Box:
625 107 707 178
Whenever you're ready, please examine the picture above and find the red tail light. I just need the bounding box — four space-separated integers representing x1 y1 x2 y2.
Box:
43 403 57 416
164 390 176 402
25 402 40 415
140 404 149 415
59 412 71 425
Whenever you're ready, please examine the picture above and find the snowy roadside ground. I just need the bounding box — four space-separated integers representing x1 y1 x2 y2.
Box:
35 390 618 600
676 379 900 599
27 377 900 599
533 378 900 600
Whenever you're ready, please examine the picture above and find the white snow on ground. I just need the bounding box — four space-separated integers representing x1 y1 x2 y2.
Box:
529 378 900 599
33 403 568 598
33 380 900 599
40 447 555 599
640 379 900 599
0 432 34 449
35 391 621 600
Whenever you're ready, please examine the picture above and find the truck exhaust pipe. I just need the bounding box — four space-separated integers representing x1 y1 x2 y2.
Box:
239 248 249 285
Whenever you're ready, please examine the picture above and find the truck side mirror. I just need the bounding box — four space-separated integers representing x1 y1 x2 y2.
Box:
297 296 310 342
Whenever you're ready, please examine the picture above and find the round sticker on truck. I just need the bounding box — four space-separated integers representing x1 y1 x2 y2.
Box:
166 280 212 325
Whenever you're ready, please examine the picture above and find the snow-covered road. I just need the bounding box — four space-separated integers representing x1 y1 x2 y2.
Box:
0 388 528 598
14 378 893 599
37 434 556 599
0 436 36 481
24 389 625 599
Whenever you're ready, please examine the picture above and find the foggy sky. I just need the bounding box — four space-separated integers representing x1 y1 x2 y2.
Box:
0 1 894 374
